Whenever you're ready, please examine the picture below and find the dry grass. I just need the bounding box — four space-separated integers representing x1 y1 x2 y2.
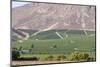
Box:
12 60 73 66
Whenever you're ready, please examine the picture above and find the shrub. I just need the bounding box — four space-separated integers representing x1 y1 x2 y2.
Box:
32 56 39 61
87 57 94 62
69 51 90 61
31 44 34 48
56 55 66 61
83 53 89 59
18 56 39 61
45 55 54 61
69 52 80 61
12 50 20 60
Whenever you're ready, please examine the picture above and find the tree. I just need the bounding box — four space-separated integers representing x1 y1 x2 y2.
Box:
12 49 20 60
31 44 34 48
53 44 57 48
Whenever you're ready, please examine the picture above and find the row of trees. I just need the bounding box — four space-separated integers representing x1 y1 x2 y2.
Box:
12 47 95 62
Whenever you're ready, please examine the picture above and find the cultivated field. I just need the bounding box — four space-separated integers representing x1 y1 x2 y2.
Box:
12 30 96 63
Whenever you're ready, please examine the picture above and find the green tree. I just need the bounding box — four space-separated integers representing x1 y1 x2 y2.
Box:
12 48 20 60
31 44 34 48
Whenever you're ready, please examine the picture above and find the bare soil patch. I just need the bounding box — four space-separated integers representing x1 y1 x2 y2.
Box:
12 60 73 66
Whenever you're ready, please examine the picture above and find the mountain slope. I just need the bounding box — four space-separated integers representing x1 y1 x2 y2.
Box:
12 2 96 31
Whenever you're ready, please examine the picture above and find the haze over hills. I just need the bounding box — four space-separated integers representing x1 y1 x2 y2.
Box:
12 2 96 31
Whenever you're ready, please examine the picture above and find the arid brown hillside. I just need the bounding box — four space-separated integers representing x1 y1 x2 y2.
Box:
12 2 96 31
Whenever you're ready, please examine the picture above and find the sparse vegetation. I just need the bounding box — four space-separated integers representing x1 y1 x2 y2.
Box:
68 51 95 61
56 55 66 61
45 55 54 61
